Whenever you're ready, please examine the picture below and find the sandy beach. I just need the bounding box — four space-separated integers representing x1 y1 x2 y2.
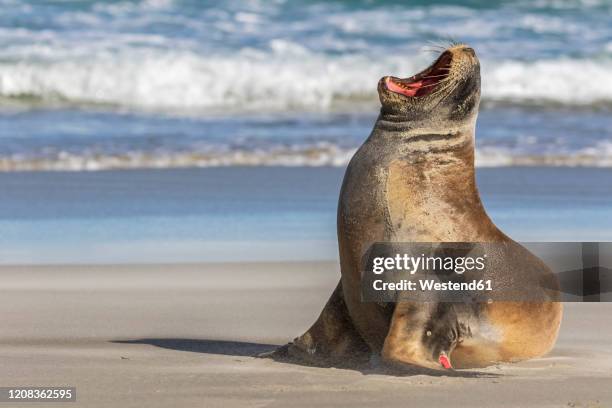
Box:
1 261 610 408
3 0 612 406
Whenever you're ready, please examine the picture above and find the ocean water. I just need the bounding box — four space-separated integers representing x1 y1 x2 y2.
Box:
1 1 611 264
1 167 612 264
0 0 611 169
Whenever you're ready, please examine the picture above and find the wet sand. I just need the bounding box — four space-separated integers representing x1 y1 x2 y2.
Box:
3 166 612 265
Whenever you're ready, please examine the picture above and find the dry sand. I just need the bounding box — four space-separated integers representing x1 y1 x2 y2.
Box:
0 262 611 407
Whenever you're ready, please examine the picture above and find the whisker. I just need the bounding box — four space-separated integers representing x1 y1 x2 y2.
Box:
432 37 461 50
424 41 447 53
422 74 449 79
417 77 453 91
429 80 454 98
417 82 443 89
428 78 459 107
422 48 444 54
439 80 461 99
427 39 448 48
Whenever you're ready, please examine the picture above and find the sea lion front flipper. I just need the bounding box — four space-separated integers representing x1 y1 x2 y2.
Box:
382 302 462 370
260 281 370 367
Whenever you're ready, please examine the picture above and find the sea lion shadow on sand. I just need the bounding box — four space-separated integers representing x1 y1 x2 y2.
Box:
110 338 499 378
112 338 275 357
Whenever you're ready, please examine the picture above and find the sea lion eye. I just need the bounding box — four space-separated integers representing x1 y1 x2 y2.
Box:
426 330 432 337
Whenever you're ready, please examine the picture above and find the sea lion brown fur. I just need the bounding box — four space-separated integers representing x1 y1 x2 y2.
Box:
266 44 562 370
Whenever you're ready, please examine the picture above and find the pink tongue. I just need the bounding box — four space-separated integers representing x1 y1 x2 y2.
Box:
439 354 452 369
385 77 420 97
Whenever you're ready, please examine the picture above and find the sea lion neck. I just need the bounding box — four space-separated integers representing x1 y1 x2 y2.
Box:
386 141 480 206
372 109 476 136
368 112 477 166
381 148 494 241
367 115 497 241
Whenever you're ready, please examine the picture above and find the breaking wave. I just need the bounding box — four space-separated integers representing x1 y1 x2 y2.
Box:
1 51 612 112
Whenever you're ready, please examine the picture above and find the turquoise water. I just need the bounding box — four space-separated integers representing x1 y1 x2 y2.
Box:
0 0 611 169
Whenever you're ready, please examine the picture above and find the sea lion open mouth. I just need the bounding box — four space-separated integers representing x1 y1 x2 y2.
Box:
384 51 453 98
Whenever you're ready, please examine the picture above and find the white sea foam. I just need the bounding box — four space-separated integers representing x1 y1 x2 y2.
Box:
3 143 612 171
0 49 394 111
1 49 611 111
475 144 612 167
482 58 612 105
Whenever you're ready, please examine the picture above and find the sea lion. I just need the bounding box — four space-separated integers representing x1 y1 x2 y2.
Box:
266 44 562 370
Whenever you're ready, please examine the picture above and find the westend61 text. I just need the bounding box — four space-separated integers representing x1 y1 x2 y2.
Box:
372 279 493 292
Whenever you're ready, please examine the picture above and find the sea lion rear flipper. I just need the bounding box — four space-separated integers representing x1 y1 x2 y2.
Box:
259 281 370 367
381 302 430 367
